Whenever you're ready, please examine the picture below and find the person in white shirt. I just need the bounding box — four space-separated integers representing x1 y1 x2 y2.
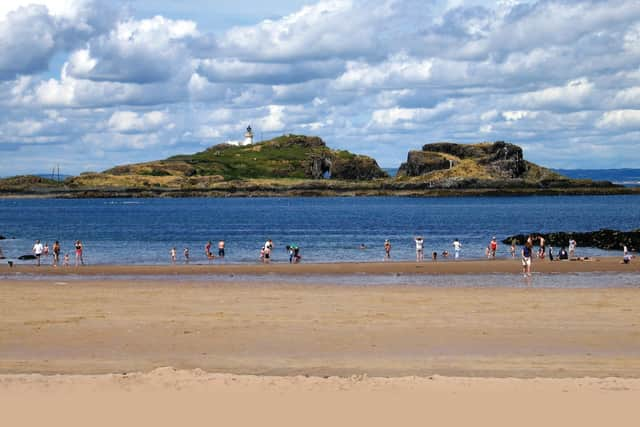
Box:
414 236 424 262
32 239 44 266
452 239 462 259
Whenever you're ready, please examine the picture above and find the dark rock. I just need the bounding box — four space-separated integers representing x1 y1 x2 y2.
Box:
397 151 452 177
399 141 526 179
331 155 387 180
503 229 640 252
18 254 37 260
0 235 5 240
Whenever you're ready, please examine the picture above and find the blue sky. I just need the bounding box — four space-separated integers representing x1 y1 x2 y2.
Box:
1 0 640 175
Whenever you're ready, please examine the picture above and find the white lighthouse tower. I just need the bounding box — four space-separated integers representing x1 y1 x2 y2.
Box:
241 125 254 146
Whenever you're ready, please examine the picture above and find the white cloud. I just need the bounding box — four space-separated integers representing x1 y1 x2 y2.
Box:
218 0 390 61
597 110 640 130
67 15 197 83
107 110 170 133
518 78 595 110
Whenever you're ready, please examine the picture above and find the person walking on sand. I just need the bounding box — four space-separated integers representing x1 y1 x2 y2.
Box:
74 240 84 266
414 236 424 262
170 247 177 264
522 241 533 277
452 238 462 260
52 241 60 267
384 239 392 260
32 239 44 266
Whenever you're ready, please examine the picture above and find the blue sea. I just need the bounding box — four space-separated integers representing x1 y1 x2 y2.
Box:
1 196 638 265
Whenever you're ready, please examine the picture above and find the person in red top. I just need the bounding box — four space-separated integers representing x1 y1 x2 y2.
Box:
205 241 212 258
490 237 498 258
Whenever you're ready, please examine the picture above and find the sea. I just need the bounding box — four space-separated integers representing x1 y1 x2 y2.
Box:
1 195 639 266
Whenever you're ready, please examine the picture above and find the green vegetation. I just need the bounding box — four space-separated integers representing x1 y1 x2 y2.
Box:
0 136 632 198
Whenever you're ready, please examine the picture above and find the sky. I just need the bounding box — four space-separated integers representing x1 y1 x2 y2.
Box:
1 0 640 175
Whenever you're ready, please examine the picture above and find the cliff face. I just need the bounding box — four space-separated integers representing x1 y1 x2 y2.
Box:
397 141 568 185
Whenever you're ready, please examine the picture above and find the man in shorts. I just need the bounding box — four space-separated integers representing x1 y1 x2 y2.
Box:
32 239 44 266
218 240 225 257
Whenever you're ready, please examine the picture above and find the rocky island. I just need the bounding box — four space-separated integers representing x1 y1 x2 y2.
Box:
0 135 636 198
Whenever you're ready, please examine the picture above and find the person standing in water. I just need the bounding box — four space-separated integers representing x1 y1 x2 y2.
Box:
489 237 498 258
414 236 424 262
32 240 44 266
74 240 84 266
52 241 61 267
170 247 177 264
522 241 533 277
452 238 462 260
218 240 225 258
384 239 392 260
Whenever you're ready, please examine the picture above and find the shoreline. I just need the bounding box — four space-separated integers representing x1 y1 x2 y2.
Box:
2 257 638 276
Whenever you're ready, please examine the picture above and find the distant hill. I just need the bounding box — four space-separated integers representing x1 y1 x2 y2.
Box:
555 169 640 186
67 134 387 188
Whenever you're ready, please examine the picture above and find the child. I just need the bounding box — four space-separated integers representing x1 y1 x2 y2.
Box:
63 253 70 267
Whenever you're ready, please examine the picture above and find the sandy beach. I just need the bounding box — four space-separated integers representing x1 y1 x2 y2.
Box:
1 263 639 425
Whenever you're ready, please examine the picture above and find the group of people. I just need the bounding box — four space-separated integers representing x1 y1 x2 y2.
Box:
170 240 226 264
519 236 587 276
30 239 83 267
382 236 462 262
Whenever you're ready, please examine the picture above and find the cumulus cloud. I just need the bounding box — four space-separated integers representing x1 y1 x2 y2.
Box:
0 1 117 80
66 15 198 83
597 110 640 130
3 0 640 172
107 110 171 134
217 0 391 62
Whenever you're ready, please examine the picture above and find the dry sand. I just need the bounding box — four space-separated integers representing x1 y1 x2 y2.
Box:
1 267 639 425
2 369 639 427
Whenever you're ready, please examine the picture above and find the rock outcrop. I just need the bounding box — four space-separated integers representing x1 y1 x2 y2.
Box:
503 229 640 251
397 141 554 183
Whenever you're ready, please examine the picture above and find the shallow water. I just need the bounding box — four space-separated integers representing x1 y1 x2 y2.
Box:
3 272 639 289
1 195 639 264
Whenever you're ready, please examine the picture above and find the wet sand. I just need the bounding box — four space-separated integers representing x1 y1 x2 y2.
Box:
2 275 639 425
1 278 639 377
1 256 638 276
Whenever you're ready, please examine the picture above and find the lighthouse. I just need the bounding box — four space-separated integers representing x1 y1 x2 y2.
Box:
242 125 254 146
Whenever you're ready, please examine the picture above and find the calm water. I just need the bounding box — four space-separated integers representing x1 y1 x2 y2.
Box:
0 196 639 265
